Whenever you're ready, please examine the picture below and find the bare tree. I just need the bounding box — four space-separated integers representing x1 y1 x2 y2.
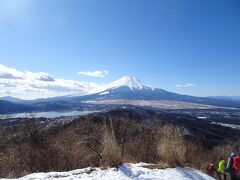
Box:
115 116 131 158
21 113 45 147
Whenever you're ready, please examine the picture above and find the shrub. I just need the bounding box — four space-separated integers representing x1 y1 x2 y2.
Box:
101 119 122 167
157 124 187 167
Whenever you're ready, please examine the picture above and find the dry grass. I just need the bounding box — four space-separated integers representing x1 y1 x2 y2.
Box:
157 124 187 167
101 120 122 167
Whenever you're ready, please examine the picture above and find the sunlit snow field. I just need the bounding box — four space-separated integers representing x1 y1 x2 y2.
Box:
9 163 214 180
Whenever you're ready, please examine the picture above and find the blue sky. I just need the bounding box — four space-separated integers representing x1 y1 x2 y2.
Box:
0 0 240 98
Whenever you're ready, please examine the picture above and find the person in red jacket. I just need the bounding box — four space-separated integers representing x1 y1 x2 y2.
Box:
225 151 238 180
206 163 216 177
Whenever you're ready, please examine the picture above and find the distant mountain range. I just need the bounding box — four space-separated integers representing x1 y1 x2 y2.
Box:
1 76 240 114
209 96 240 102
0 100 35 114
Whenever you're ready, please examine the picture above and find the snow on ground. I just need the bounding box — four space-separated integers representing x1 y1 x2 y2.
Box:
211 122 240 130
99 91 110 95
9 163 214 180
197 117 208 119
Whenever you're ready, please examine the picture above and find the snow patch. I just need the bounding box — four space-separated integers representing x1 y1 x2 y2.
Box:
197 117 208 119
99 91 109 95
211 122 240 130
16 163 214 180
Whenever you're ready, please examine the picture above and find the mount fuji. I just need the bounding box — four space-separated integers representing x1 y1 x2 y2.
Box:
1 75 240 114
65 75 240 109
67 75 179 101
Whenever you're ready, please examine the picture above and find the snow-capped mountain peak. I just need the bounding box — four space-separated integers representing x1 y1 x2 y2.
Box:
104 75 148 90
79 75 151 95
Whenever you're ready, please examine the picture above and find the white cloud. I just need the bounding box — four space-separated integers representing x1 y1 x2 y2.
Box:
0 66 24 79
0 64 100 100
25 71 55 82
0 64 54 81
78 70 109 78
176 83 196 88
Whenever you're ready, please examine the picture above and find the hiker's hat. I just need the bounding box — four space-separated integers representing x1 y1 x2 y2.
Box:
230 151 236 157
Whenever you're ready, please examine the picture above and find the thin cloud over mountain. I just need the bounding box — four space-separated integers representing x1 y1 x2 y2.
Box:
176 83 196 88
78 70 109 78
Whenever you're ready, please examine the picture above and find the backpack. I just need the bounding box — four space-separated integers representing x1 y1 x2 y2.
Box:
233 156 240 169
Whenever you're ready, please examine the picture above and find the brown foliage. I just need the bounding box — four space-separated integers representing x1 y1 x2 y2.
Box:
157 124 187 167
1 112 240 178
101 118 121 167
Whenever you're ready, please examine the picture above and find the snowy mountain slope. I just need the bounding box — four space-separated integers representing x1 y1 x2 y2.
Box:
12 163 214 180
101 75 150 91
85 75 152 95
